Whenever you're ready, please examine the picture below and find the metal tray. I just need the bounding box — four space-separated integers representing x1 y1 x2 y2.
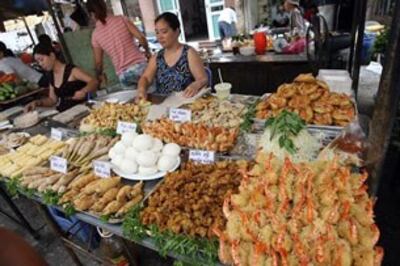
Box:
94 90 136 103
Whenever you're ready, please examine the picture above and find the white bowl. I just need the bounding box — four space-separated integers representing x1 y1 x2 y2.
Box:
239 46 255 56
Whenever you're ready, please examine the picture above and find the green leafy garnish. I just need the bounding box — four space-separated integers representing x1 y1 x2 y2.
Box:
122 205 219 265
5 176 22 198
100 214 111 223
240 99 259 132
63 202 76 217
148 225 218 265
42 190 60 205
122 204 148 241
20 186 35 198
265 110 306 154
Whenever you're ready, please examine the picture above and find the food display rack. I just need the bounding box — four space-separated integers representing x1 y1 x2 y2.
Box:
0 88 370 266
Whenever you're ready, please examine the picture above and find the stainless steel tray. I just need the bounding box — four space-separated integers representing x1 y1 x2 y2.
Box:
94 90 136 103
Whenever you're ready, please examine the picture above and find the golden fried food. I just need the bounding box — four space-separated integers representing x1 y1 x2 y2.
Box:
256 74 356 126
277 84 297 98
103 200 124 216
329 92 352 107
268 95 287 110
288 95 311 109
91 187 120 212
215 152 383 266
142 118 239 152
294 73 315 83
140 161 251 239
62 175 144 218
314 113 333 125
332 108 355 122
94 177 121 195
184 96 247 129
116 194 143 217
74 194 97 211
312 100 334 114
80 101 150 132
68 173 97 190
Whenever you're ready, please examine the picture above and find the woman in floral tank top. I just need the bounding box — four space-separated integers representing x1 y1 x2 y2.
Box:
136 13 207 99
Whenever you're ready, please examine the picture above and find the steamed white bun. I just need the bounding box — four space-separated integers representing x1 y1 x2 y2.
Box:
111 154 124 168
121 132 138 146
132 134 153 151
151 138 164 153
120 159 138 174
124 147 139 161
157 155 177 172
113 141 126 155
108 147 117 160
136 150 158 167
138 166 158 176
162 143 181 157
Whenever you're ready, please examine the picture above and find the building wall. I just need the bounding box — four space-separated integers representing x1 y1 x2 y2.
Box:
138 0 157 35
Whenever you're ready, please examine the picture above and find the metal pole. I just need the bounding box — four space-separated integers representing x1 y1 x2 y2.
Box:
350 0 367 97
367 1 400 196
22 17 35 45
46 0 73 64
348 0 360 73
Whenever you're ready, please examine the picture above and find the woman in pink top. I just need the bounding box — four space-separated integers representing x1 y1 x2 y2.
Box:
87 0 150 88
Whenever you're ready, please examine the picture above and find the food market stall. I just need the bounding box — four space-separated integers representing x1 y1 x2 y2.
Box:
0 70 384 265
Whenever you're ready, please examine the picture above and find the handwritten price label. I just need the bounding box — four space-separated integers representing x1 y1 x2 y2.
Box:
189 150 215 164
50 156 68 174
51 128 63 141
93 160 111 178
116 121 137 135
169 108 191 123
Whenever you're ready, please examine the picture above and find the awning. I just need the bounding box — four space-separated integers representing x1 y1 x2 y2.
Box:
0 0 49 20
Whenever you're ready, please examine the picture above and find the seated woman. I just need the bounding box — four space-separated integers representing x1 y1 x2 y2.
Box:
136 12 207 101
25 43 98 112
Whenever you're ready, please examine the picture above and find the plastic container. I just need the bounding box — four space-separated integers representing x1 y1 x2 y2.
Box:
317 69 353 96
215 83 232 100
47 207 99 248
362 33 377 65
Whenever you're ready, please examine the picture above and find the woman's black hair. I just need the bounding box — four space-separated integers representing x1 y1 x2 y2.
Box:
0 41 14 57
33 42 56 57
38 34 52 48
155 12 180 31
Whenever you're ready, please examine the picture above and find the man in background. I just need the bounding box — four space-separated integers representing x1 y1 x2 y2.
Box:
218 6 237 40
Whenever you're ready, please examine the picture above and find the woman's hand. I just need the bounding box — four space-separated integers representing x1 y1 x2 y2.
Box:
135 88 147 103
72 89 87 101
183 86 199 98
24 100 38 113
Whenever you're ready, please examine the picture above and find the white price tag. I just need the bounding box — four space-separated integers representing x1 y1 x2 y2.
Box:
169 108 191 123
50 156 68 174
189 150 215 164
116 121 137 135
93 160 111 178
51 128 63 141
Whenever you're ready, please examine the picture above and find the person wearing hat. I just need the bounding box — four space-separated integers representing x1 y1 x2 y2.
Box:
284 0 306 35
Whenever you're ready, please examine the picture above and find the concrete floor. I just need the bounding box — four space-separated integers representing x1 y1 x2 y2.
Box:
0 66 382 266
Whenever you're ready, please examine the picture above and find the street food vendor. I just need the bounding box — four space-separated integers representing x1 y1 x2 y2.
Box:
284 0 307 34
25 43 98 112
136 12 207 101
86 0 150 88
0 41 44 86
